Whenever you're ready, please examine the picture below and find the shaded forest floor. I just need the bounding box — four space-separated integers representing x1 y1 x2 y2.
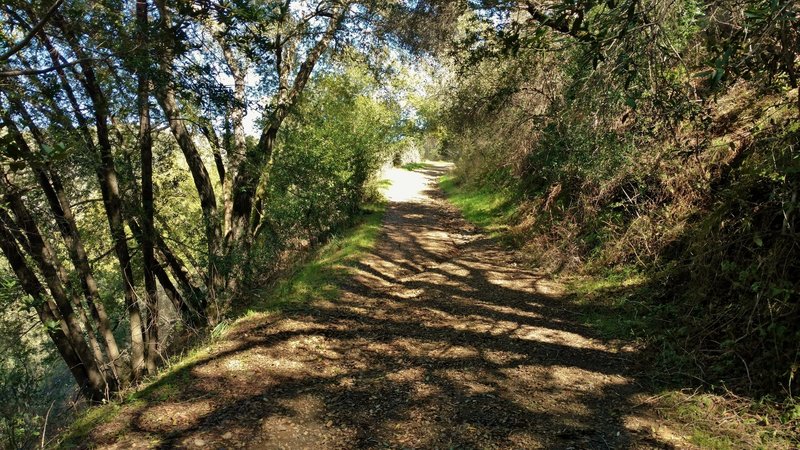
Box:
63 163 699 449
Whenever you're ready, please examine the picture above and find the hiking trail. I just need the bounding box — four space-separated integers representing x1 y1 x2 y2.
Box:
81 162 678 449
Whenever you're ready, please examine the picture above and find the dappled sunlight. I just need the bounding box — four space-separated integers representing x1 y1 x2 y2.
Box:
533 279 566 296
511 325 616 352
80 163 673 449
544 366 630 391
137 400 216 433
474 301 543 319
435 261 471 277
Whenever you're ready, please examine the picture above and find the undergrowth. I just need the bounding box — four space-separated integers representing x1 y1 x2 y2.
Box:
438 174 518 240
442 79 799 392
402 162 429 171
244 201 385 315
440 170 800 449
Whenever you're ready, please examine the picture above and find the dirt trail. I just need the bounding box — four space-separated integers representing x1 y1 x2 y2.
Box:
82 163 677 449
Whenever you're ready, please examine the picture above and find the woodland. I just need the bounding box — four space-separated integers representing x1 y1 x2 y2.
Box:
0 0 798 448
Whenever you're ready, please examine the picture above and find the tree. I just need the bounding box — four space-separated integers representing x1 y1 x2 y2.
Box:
0 0 395 400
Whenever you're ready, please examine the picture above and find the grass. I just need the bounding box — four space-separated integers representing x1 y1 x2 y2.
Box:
58 340 218 448
401 162 429 171
244 201 385 315
436 173 662 357
654 391 798 449
565 270 654 340
56 201 387 448
438 175 518 238
560 270 799 449
438 174 651 340
58 404 122 448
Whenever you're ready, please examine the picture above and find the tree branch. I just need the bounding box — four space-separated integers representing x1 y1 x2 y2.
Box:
0 59 87 77
0 0 65 62
524 1 597 44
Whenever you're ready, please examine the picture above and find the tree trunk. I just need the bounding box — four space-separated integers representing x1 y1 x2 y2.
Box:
137 0 159 376
153 0 223 321
211 37 248 294
55 14 147 381
0 198 108 401
0 216 106 402
25 31 126 375
1 103 124 380
219 41 247 242
1 103 107 373
226 5 348 270
127 218 205 323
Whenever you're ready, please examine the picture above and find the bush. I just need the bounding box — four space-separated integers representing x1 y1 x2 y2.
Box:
255 66 400 257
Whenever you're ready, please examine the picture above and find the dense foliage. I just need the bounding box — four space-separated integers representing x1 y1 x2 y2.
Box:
255 68 401 270
428 0 798 397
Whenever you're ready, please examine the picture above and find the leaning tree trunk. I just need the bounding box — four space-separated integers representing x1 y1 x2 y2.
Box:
54 14 147 382
226 4 348 269
154 0 224 321
127 218 205 325
0 197 108 401
35 64 126 376
1 101 125 381
0 216 106 402
2 8 127 381
214 35 248 294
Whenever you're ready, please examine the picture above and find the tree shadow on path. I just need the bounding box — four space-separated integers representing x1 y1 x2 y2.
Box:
78 164 677 449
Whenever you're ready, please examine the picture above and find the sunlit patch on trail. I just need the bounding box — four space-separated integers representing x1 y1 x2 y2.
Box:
137 400 215 433
512 325 614 351
224 358 245 371
382 167 431 202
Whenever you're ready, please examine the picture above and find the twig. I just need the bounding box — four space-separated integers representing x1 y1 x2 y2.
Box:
738 353 752 391
40 400 55 449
